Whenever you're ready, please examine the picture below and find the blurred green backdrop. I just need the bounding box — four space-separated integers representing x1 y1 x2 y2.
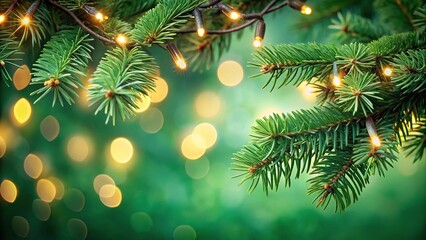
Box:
1 4 425 240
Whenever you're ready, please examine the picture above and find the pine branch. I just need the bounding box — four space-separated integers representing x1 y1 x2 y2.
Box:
403 118 426 163
392 49 426 95
413 4 426 32
0 29 21 86
373 0 422 32
88 47 158 125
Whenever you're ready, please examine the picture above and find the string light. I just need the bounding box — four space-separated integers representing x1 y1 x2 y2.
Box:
365 116 381 147
332 61 341 87
289 0 313 15
115 34 127 45
82 5 107 22
193 9 206 37
21 16 30 26
253 20 266 48
383 67 393 76
166 43 187 70
216 2 241 20
300 5 312 15
0 14 6 24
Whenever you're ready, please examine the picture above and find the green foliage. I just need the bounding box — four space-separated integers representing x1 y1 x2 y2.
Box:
368 31 426 57
392 50 426 95
336 43 375 74
0 30 21 85
31 28 93 106
101 17 133 39
58 0 88 11
374 0 422 32
88 47 158 125
102 0 158 20
403 118 426 163
413 4 426 32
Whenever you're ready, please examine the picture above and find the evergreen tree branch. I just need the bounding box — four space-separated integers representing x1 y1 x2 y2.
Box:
0 29 21 86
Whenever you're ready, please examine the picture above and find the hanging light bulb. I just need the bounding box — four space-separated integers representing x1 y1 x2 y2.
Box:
289 0 313 15
383 67 393 77
193 9 206 37
115 34 127 45
300 5 312 15
253 20 266 48
82 5 107 22
166 43 187 70
216 2 241 20
332 61 341 87
365 116 381 147
0 14 6 24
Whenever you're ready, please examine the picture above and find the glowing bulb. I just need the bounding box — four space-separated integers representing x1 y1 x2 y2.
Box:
0 14 6 24
333 76 341 86
301 5 312 15
197 28 205 37
176 58 187 70
230 11 241 20
371 135 381 147
253 36 263 48
383 67 393 76
95 12 104 21
21 16 30 26
115 34 127 45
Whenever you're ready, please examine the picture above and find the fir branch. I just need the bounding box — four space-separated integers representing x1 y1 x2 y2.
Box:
335 43 375 74
403 118 426 163
374 0 422 32
88 47 158 125
0 29 21 86
31 28 93 106
368 31 426 57
413 4 426 32
392 49 426 95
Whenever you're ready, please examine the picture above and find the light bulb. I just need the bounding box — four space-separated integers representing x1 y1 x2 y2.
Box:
230 11 241 20
115 34 127 45
216 2 241 20
197 28 205 37
166 43 187 70
383 67 393 76
176 59 187 70
0 14 6 24
95 12 103 20
371 135 381 147
253 37 263 48
21 16 30 26
333 76 341 86
301 5 312 15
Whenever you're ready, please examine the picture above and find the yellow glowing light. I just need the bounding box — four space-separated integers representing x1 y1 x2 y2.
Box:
176 58 187 70
67 135 91 162
36 179 56 203
371 135 381 147
32 199 51 221
0 14 6 24
110 137 134 164
93 174 116 194
0 136 6 158
217 60 244 87
49 177 64 200
95 12 104 21
195 91 222 118
383 67 393 76
301 5 312 15
193 123 217 149
253 36 263 48
13 65 31 90
140 108 164 134
24 154 43 179
1 179 18 203
230 11 241 20
13 98 32 125
99 184 122 208
115 34 127 45
40 115 60 142
21 16 30 25
333 76 341 87
149 77 168 103
12 216 29 238
134 93 151 113
181 134 206 160
197 28 205 37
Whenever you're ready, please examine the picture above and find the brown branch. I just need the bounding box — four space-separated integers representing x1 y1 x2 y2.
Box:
3 0 18 16
395 0 415 29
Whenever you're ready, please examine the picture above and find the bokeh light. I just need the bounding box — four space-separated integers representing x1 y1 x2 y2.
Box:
185 157 210 179
67 218 88 240
130 212 153 233
0 136 6 157
49 177 65 200
13 65 31 90
32 199 51 221
12 216 29 238
110 137 134 164
134 93 151 113
99 184 122 208
217 60 244 87
67 135 92 162
40 116 60 142
36 179 56 203
149 77 169 103
93 174 116 194
64 188 85 212
195 91 221 118
181 135 206 160
24 153 43 179
173 225 196 240
12 98 32 125
297 82 317 102
1 179 18 203
140 108 164 134
192 123 217 149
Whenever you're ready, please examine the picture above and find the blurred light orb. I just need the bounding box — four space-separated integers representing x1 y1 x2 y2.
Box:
131 212 153 233
0 136 6 157
297 83 317 102
13 64 31 90
40 116 60 142
67 135 91 162
150 77 169 103
36 179 56 203
93 174 116 194
193 123 217 149
110 137 134 164
181 135 206 160
140 108 164 134
13 98 32 125
24 153 43 179
64 188 86 212
134 93 151 113
195 91 221 118
1 179 18 203
173 225 196 240
32 199 51 221
185 157 210 179
49 177 65 200
99 184 122 208
12 216 29 238
67 218 88 240
217 60 244 87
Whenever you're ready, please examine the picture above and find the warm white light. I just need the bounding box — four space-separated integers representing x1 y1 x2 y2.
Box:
176 58 187 70
95 12 104 21
333 76 341 87
115 34 127 45
371 135 381 147
301 5 312 15
21 16 30 26
0 14 6 24
230 11 241 20
197 28 205 37
253 37 263 48
383 67 393 77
